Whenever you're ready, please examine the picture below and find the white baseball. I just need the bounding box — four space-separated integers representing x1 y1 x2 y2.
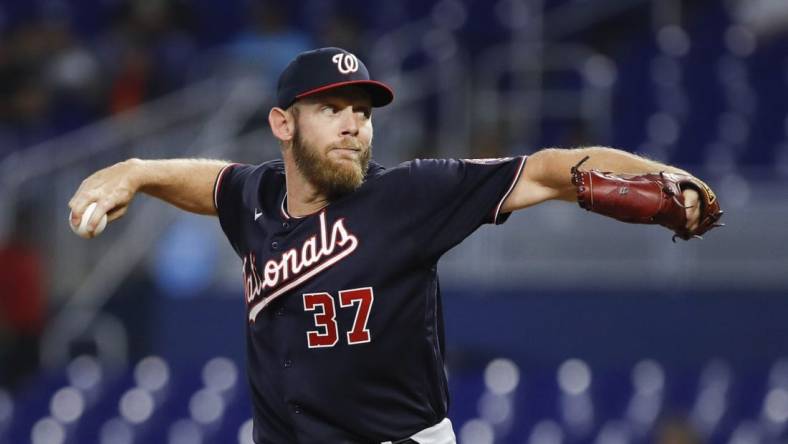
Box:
69 202 107 239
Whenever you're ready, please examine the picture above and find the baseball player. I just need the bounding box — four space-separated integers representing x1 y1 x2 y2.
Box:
68 47 722 443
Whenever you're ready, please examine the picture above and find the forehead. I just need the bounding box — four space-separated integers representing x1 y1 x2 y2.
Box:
297 85 372 107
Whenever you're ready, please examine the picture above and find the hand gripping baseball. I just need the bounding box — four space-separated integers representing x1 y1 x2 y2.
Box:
68 160 140 238
570 156 724 241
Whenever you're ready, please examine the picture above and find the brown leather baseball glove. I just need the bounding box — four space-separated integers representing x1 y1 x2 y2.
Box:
570 156 724 241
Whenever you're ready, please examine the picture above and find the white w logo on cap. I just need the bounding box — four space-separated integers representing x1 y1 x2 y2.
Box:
331 53 359 74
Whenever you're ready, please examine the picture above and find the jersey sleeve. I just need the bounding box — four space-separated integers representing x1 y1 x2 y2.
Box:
401 156 527 262
213 163 258 256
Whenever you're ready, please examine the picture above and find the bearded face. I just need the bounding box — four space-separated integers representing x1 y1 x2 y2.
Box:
290 122 372 200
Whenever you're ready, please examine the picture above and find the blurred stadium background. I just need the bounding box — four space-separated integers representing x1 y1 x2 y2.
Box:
0 0 787 443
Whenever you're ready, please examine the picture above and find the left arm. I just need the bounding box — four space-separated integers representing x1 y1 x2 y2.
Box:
501 147 704 231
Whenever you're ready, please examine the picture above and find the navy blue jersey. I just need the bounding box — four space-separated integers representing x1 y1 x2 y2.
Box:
214 156 526 443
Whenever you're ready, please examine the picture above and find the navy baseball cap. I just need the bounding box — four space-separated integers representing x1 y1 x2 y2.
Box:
276 47 394 109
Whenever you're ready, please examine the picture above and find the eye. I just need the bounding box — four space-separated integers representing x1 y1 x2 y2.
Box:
356 108 372 119
321 105 338 115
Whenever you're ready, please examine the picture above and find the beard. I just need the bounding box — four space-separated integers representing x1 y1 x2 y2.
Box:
291 126 372 200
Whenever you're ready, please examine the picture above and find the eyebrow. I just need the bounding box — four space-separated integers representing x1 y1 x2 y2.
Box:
315 97 373 110
309 88 371 105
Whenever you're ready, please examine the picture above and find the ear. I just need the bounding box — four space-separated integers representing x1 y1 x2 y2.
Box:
268 107 295 143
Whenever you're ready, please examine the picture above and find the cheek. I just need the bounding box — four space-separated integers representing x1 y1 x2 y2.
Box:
360 122 373 144
298 123 329 150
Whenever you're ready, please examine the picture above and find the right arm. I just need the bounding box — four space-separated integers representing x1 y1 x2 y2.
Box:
68 158 229 231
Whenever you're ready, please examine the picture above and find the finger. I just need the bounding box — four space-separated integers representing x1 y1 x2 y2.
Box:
88 198 115 230
68 178 87 209
686 210 700 232
68 176 95 210
101 188 134 223
106 205 127 222
682 190 699 230
682 189 699 206
69 207 81 227
68 190 83 222
69 191 99 226
689 216 700 232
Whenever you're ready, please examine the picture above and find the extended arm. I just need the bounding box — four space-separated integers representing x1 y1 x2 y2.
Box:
501 147 712 235
68 158 228 231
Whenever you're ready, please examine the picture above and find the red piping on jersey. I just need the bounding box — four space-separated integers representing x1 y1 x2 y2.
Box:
491 156 527 224
213 163 238 211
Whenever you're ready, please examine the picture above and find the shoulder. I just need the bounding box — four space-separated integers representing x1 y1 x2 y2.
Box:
233 159 284 176
363 159 459 187
217 159 285 204
222 159 285 185
367 158 444 178
369 157 523 179
364 159 387 178
379 158 462 181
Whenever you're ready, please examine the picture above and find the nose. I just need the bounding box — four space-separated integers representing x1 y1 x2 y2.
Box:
339 107 359 137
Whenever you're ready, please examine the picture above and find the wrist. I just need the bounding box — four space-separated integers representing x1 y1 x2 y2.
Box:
123 158 148 192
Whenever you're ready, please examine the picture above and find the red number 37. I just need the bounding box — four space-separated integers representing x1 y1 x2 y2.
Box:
302 287 374 348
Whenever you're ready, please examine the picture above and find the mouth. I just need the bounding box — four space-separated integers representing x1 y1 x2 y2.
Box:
330 147 362 161
332 146 361 153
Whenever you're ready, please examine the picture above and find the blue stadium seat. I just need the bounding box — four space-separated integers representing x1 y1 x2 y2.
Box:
7 354 788 443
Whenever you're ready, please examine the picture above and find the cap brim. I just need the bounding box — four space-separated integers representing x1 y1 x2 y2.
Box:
295 80 394 107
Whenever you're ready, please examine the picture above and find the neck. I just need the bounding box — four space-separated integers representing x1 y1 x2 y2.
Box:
282 160 329 217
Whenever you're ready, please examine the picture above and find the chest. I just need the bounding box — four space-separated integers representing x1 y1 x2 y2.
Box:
242 205 421 315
